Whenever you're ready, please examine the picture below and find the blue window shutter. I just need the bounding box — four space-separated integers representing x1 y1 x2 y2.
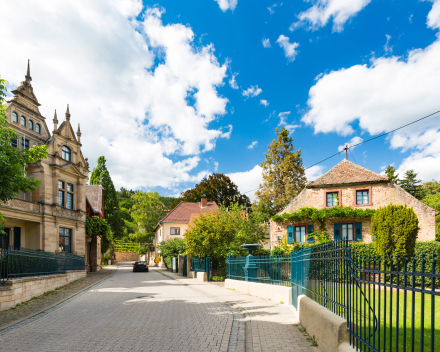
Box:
355 222 363 242
307 225 314 243
334 223 341 242
287 226 294 244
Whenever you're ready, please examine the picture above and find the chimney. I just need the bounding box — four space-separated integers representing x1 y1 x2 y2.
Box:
201 198 207 208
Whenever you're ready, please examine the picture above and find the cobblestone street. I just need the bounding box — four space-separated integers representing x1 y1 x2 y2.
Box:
0 264 315 352
0 263 240 352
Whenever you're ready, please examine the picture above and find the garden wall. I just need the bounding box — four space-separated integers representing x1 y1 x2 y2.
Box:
0 270 86 311
114 252 139 262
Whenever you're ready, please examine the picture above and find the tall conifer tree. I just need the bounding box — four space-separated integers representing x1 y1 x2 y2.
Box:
384 165 399 183
256 127 306 220
399 169 424 200
90 156 123 238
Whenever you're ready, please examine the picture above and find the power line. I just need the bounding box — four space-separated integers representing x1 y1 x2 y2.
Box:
349 148 357 164
242 109 440 195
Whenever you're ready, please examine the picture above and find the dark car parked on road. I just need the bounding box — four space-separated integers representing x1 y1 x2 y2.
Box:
133 261 149 272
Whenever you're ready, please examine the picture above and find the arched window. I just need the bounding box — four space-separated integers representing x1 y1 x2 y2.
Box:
36 124 41 133
12 112 18 123
62 146 71 162
29 120 34 130
20 116 26 127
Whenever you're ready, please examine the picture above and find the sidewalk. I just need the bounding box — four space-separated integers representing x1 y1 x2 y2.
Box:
0 265 117 330
154 268 317 352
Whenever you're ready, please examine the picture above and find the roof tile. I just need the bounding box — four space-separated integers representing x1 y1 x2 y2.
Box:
307 159 389 187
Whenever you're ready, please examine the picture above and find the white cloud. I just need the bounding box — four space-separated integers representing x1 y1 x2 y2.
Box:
291 0 371 32
338 136 363 152
268 3 282 15
0 1 231 191
302 31 440 182
214 0 238 12
229 72 239 89
227 165 263 202
260 99 269 107
426 0 440 29
276 35 299 62
278 111 301 132
384 34 393 54
247 141 258 149
262 38 271 48
242 85 263 98
305 165 324 181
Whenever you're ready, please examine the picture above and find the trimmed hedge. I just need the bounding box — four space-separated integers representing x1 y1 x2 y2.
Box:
351 241 440 286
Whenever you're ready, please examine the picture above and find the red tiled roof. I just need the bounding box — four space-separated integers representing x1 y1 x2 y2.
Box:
307 159 389 188
160 201 217 224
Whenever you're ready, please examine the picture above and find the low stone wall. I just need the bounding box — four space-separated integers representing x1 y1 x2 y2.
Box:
114 252 139 262
225 279 291 305
298 295 353 352
0 270 87 311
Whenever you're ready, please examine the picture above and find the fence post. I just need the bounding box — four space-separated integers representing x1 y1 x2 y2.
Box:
290 249 295 308
244 252 257 282
227 251 231 279
206 257 211 281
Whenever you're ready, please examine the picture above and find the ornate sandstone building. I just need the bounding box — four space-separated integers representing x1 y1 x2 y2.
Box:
1 62 89 256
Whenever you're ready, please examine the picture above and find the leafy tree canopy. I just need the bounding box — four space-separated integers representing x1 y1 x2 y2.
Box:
90 157 124 238
422 180 440 197
130 191 166 244
159 238 186 258
185 202 266 258
384 165 399 183
255 127 306 221
86 216 113 254
170 173 250 210
0 77 48 233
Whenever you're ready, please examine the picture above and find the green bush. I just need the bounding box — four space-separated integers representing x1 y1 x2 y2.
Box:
254 248 271 256
101 253 110 264
163 256 172 269
212 276 225 281
371 204 419 258
159 238 185 258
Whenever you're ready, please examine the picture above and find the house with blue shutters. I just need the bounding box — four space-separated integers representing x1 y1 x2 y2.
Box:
269 159 437 249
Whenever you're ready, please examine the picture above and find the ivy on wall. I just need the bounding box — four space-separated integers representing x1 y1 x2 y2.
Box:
86 216 111 237
272 206 376 243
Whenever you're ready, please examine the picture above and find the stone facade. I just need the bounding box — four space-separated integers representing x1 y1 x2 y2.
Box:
85 185 104 272
0 62 89 256
0 270 86 311
270 160 437 248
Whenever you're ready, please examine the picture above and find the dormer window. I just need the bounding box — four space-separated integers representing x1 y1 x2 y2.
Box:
36 124 41 134
29 120 34 130
20 116 26 127
12 112 18 123
62 146 71 162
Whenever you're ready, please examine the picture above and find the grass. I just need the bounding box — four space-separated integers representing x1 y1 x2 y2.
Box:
306 283 440 351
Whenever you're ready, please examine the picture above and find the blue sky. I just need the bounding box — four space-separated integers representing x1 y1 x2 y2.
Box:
2 0 440 200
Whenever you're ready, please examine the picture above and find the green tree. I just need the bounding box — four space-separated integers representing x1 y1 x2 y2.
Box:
117 187 137 238
422 180 440 196
384 165 399 183
371 204 419 258
399 170 424 199
0 77 48 232
255 127 306 220
90 157 124 238
185 202 266 258
159 238 186 258
421 192 440 241
130 191 166 244
171 173 250 210
86 216 113 254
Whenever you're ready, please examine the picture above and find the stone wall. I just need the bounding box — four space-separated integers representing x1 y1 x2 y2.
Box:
114 252 139 262
0 270 86 311
270 182 437 247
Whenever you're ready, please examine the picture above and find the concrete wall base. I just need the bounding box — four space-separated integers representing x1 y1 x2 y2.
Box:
196 272 207 282
225 279 291 305
298 295 354 352
0 270 87 311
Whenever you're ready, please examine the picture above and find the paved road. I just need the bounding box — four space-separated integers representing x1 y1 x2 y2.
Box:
0 263 238 352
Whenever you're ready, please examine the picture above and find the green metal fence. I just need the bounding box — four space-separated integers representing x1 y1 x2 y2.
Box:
226 241 440 351
0 247 85 285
